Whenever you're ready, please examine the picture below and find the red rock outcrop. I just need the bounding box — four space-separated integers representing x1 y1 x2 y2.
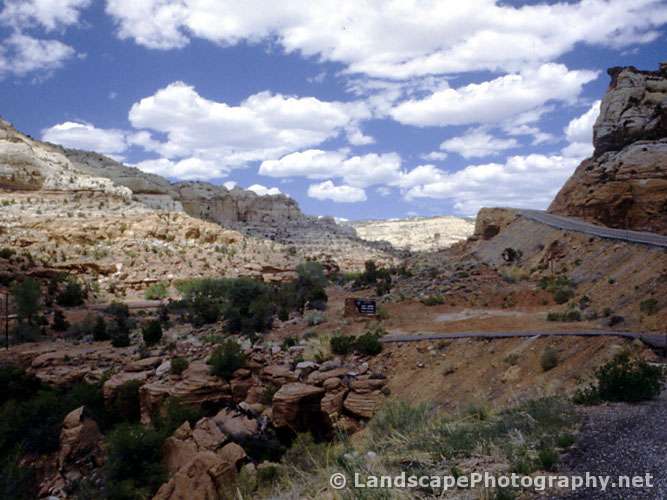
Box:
550 63 667 234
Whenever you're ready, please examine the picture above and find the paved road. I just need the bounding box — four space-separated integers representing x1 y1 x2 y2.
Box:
518 209 667 248
381 330 667 349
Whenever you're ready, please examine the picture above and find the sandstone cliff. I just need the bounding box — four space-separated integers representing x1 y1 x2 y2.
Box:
349 215 475 251
550 63 667 234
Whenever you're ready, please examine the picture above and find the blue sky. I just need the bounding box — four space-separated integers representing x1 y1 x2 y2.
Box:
1 0 666 220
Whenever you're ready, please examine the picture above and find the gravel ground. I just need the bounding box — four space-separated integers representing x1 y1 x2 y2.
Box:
550 391 667 499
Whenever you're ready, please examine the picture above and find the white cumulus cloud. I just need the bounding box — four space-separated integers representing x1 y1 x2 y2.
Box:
562 100 601 159
259 149 402 188
390 64 598 127
308 180 367 203
42 121 127 154
128 82 370 168
440 129 519 159
0 33 76 79
247 184 282 196
1 0 90 31
403 154 580 215
104 0 667 79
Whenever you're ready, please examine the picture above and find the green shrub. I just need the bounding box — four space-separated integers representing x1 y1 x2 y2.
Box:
294 261 328 310
260 383 280 405
547 309 582 322
0 248 15 259
553 288 574 305
56 280 86 307
538 446 559 471
107 380 142 424
281 336 298 350
421 295 445 306
0 365 41 405
141 320 163 345
557 433 575 448
153 397 201 436
330 335 356 355
640 298 659 315
11 278 40 324
305 310 325 326
93 315 108 341
208 340 246 379
51 309 69 332
170 357 188 376
0 450 35 500
595 353 664 402
540 347 559 372
354 332 383 356
105 423 166 498
144 282 168 300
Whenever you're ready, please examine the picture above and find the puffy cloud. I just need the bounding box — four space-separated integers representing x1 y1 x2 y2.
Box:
1 0 90 31
403 154 580 215
42 121 127 154
128 82 369 167
104 0 667 79
308 180 367 203
440 129 519 159
420 151 448 162
133 157 228 181
247 184 282 196
259 149 402 187
0 33 75 79
390 64 598 127
565 100 601 144
561 101 601 159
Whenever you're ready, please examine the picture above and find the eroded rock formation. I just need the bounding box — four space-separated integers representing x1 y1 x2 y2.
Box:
550 63 667 234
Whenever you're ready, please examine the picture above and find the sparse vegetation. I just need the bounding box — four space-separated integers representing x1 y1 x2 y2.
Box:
540 347 559 371
142 319 163 345
539 275 575 304
574 352 664 404
208 339 246 379
546 308 582 322
640 298 659 315
170 356 189 376
421 295 445 306
144 282 168 300
55 279 86 307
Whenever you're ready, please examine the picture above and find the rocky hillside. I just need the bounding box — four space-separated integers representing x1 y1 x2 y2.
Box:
550 63 667 234
348 215 475 252
0 118 398 296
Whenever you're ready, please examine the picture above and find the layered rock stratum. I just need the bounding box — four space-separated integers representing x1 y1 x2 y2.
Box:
348 215 475 251
550 63 667 234
0 118 397 294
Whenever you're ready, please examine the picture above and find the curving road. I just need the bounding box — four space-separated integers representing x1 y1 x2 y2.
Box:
381 330 667 349
518 209 667 248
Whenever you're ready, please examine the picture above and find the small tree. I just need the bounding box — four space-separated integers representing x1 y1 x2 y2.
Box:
11 278 41 325
142 320 163 346
354 332 383 356
56 280 86 307
170 357 189 376
208 340 246 379
93 316 108 341
52 309 69 332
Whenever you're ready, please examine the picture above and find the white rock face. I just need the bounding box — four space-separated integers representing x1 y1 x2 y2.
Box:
0 118 131 200
349 216 475 251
